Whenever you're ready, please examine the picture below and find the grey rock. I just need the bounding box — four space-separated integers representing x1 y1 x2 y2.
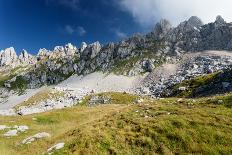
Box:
22 132 51 144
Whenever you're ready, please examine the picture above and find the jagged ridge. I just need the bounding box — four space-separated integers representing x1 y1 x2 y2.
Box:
1 15 232 90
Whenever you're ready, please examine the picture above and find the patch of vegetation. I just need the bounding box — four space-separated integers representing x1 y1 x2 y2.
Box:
110 53 165 75
79 92 139 106
0 74 12 87
170 72 220 98
202 92 232 108
0 66 28 87
36 116 59 125
32 57 78 85
10 76 28 95
14 88 65 110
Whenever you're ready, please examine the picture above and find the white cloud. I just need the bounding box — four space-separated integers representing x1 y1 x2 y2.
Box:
64 25 86 36
118 0 232 26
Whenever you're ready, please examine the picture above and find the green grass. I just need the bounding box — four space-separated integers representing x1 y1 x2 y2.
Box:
0 66 30 88
1 93 232 155
200 92 232 108
110 52 165 75
80 92 139 106
170 72 220 97
10 75 29 95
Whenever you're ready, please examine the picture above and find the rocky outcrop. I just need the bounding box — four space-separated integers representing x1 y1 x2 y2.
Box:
64 43 77 56
138 52 232 97
19 50 37 65
81 41 101 60
0 47 19 67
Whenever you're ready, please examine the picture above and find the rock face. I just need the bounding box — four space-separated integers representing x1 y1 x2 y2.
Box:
153 19 172 39
81 41 101 60
162 16 232 53
19 50 36 65
0 47 18 66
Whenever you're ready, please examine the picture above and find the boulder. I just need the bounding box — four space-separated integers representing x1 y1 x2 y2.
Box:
47 143 65 153
4 129 18 137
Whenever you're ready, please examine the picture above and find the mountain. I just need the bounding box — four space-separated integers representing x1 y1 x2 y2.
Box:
1 15 232 111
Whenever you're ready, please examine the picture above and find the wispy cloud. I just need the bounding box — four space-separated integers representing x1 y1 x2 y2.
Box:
111 28 127 39
46 0 80 10
118 0 232 26
76 26 87 36
63 25 87 36
65 25 75 34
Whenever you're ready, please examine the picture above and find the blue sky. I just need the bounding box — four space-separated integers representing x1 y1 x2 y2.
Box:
0 0 144 54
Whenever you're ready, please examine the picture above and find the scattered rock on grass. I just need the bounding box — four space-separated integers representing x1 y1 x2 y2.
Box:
22 132 51 144
14 125 29 132
217 100 224 104
4 129 18 137
0 125 9 130
47 143 65 154
135 98 144 104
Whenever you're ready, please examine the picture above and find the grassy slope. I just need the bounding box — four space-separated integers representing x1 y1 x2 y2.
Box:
169 72 220 98
0 67 23 87
0 93 232 155
169 68 232 98
14 88 65 110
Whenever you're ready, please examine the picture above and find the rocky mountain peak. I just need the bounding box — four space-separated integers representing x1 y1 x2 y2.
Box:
54 46 65 52
153 19 172 38
215 15 226 25
64 43 77 56
19 49 36 65
187 16 203 28
81 41 101 60
19 49 29 59
0 47 18 66
80 42 88 53
38 48 49 57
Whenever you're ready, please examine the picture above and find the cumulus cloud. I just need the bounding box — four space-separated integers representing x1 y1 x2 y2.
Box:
118 0 232 26
64 25 86 36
